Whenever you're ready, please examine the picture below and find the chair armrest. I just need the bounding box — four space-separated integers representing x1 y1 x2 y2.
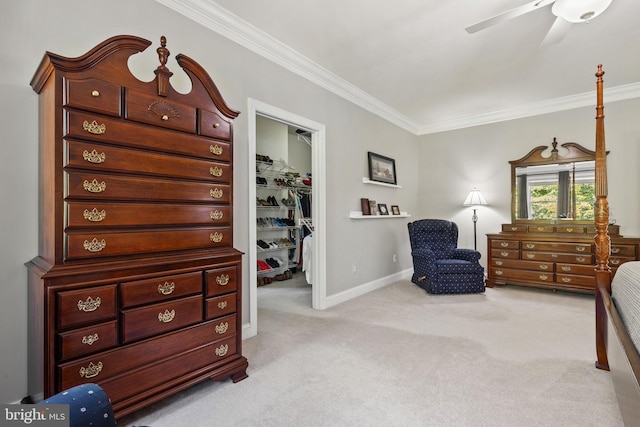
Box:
412 248 436 261
452 248 481 263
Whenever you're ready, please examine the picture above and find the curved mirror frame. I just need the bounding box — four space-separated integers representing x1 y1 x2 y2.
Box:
510 138 604 223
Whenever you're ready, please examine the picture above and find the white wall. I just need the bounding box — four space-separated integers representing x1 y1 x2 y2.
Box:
418 97 640 267
0 0 418 402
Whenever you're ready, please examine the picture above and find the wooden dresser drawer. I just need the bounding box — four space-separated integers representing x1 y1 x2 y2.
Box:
206 293 237 319
491 267 554 283
57 284 117 329
103 337 237 406
66 202 231 228
610 256 636 268
125 89 196 133
206 266 238 296
58 320 225 391
66 140 230 184
58 320 118 361
556 263 595 276
528 225 555 233
491 240 519 249
199 109 231 141
66 227 231 260
64 77 121 117
556 274 595 288
556 225 586 234
121 295 203 343
521 241 592 253
490 249 519 259
501 224 527 232
65 110 231 162
611 244 637 257
522 251 593 264
492 258 553 272
210 314 237 339
120 271 203 308
66 171 230 203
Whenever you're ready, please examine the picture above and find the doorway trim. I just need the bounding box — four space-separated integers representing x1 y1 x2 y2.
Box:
246 98 327 338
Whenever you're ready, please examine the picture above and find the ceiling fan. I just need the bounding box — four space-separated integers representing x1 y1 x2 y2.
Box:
465 0 613 46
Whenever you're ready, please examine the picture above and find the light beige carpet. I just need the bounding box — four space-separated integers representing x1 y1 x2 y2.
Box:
118 276 623 426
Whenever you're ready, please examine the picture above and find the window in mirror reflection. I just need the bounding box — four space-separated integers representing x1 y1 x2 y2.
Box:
515 161 595 220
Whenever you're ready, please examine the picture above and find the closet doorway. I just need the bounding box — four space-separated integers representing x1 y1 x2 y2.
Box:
247 99 326 338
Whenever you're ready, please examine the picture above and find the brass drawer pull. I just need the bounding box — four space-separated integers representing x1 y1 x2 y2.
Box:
83 238 106 253
82 120 106 135
215 321 229 334
216 274 230 286
612 247 620 254
210 210 224 220
526 254 535 259
77 296 101 312
501 251 509 257
83 208 106 222
79 361 103 379
566 227 574 232
82 333 99 346
210 166 223 177
500 242 509 247
611 259 620 265
495 270 503 276
82 149 106 164
576 256 586 262
551 254 558 258
494 260 503 266
215 344 229 357
210 232 223 243
213 122 220 128
576 246 587 252
157 281 175 295
162 114 169 121
511 227 518 231
91 90 100 97
526 243 535 249
539 274 549 281
536 227 545 232
83 179 107 193
210 144 223 155
562 277 572 283
210 188 224 199
539 265 549 270
217 301 228 310
561 266 571 272
158 309 176 323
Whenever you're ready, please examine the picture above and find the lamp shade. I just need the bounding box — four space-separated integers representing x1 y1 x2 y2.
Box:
552 0 613 23
463 188 488 207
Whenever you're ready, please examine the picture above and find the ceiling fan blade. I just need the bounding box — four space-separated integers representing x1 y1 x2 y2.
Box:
540 16 573 47
465 0 556 33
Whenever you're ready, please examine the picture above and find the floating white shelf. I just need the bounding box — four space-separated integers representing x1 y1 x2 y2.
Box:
362 177 402 188
349 211 411 219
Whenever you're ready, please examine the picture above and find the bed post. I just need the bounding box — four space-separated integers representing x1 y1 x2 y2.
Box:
594 64 612 371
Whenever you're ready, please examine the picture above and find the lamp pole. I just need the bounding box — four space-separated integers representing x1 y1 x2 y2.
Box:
471 207 478 250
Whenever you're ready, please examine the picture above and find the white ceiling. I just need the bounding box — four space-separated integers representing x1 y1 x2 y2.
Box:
158 0 640 134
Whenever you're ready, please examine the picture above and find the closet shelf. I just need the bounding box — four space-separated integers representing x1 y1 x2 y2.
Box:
362 177 402 188
349 211 411 219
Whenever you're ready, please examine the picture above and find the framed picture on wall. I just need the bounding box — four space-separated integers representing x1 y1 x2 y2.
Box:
391 205 400 215
378 203 389 215
367 152 397 185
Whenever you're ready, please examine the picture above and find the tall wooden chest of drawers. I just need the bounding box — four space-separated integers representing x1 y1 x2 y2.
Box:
26 35 248 418
487 223 640 293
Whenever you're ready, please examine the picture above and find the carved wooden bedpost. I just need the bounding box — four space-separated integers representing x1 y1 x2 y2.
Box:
594 64 611 370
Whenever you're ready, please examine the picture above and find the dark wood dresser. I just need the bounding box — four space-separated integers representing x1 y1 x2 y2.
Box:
26 35 247 418
487 224 640 293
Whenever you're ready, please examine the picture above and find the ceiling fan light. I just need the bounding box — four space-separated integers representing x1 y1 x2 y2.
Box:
552 0 613 23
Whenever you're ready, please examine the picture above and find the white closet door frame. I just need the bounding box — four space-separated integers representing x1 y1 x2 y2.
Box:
245 98 327 338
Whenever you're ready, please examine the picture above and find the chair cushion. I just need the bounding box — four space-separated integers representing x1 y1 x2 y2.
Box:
434 259 483 275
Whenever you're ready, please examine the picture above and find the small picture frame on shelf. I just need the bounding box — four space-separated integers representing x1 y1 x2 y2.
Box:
361 198 371 215
378 203 389 215
367 152 397 185
391 205 400 215
368 200 378 215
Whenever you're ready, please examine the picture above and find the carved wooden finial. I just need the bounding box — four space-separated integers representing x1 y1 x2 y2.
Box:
596 63 604 79
154 36 173 97
551 137 558 160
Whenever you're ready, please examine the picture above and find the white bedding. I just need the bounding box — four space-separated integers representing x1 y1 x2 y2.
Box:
611 261 640 354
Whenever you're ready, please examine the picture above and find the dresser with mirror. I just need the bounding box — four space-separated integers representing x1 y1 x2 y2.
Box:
486 138 640 293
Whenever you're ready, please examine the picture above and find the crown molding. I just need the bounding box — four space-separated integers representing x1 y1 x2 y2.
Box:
156 0 640 136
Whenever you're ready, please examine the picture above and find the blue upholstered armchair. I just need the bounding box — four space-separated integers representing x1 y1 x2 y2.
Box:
40 383 116 427
407 219 485 294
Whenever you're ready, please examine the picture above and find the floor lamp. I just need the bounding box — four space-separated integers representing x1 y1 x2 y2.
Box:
463 188 488 250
